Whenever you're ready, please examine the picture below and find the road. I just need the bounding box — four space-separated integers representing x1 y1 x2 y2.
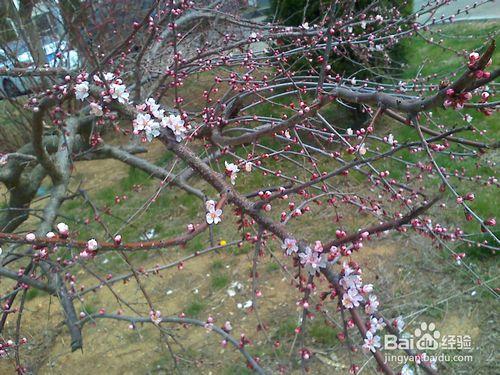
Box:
414 0 499 21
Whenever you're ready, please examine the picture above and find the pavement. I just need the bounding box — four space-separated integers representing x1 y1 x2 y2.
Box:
415 0 499 21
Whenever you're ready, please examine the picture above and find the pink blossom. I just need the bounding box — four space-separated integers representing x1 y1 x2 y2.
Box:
362 331 381 353
364 294 379 314
341 288 363 309
150 310 162 325
282 238 298 256
298 246 327 275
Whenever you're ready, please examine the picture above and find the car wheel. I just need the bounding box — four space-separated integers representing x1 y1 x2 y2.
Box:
3 79 22 98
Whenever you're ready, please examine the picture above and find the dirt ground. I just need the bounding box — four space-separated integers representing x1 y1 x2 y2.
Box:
0 138 497 374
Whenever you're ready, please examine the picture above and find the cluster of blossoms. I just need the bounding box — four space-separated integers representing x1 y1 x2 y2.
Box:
205 200 222 225
443 88 472 110
468 51 492 78
281 238 332 276
298 242 328 276
134 98 188 142
443 51 493 111
74 72 129 104
336 262 384 353
0 337 28 358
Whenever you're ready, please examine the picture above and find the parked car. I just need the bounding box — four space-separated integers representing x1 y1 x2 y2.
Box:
0 38 79 98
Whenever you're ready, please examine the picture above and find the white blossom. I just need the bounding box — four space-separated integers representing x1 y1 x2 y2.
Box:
0 154 8 166
87 238 98 251
340 274 362 290
205 200 216 211
134 113 160 142
206 208 222 225
145 98 164 119
368 317 386 334
244 162 253 172
56 222 69 236
110 83 129 104
103 72 115 81
75 81 89 101
394 315 405 332
150 310 162 325
162 114 187 142
225 161 239 185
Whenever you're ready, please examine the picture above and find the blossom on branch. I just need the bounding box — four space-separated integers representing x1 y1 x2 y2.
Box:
281 238 298 256
206 207 222 225
298 246 327 275
75 81 89 101
224 161 239 185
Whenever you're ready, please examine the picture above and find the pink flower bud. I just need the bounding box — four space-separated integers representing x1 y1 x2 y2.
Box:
469 52 479 63
485 218 496 226
465 192 475 201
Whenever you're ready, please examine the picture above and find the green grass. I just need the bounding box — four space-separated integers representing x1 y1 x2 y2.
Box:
211 260 224 271
223 364 254 375
309 320 339 346
80 303 98 316
400 21 499 80
379 21 500 237
266 262 280 273
184 300 206 318
211 274 230 290
25 288 48 301
273 317 298 339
